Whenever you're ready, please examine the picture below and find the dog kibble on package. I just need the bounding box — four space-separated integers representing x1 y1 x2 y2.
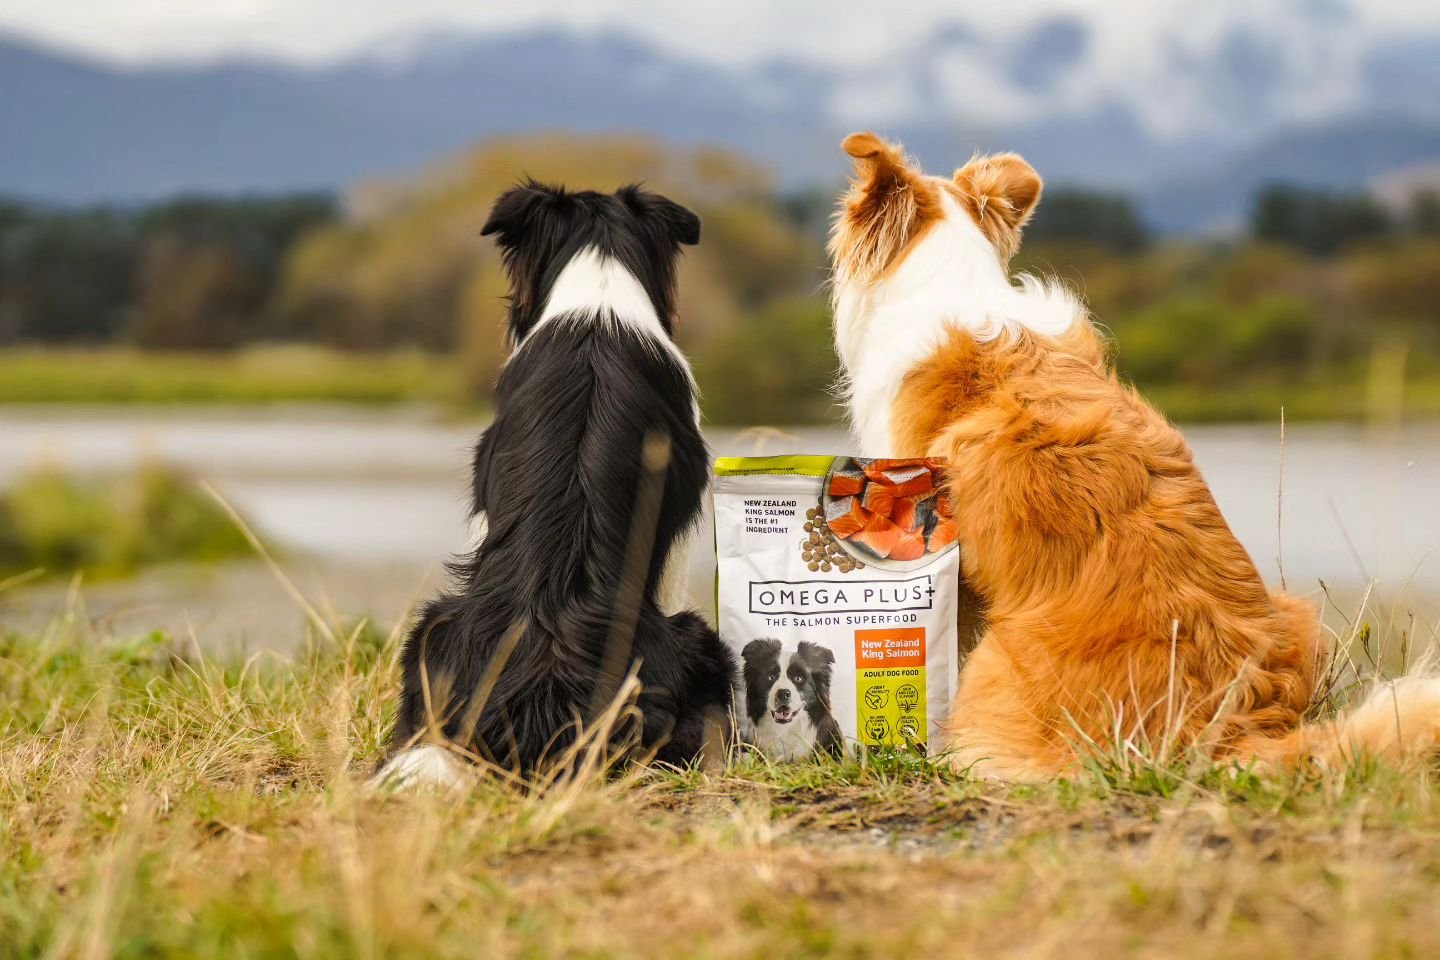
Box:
714 456 962 760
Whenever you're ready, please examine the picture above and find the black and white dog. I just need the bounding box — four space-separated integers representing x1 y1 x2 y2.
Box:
381 181 736 786
741 638 842 760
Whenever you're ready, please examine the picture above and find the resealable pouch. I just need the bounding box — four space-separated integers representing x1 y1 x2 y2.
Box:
714 456 963 759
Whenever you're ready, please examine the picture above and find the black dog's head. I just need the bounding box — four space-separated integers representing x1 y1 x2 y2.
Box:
480 181 701 342
741 638 836 726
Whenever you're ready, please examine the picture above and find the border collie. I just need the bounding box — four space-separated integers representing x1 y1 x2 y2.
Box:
828 131 1440 778
741 638 841 760
380 181 736 786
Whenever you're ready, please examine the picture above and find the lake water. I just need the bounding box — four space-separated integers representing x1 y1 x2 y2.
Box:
3 408 1439 644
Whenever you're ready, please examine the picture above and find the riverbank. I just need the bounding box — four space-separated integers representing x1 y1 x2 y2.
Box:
0 348 466 407
6 348 1440 424
2 409 1438 655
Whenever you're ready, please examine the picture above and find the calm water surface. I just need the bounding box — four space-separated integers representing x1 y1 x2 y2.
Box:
3 408 1438 603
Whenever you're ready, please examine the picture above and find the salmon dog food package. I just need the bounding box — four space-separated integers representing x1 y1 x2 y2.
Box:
714 456 962 760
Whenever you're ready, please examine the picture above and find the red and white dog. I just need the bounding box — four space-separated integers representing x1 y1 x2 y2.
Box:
828 131 1440 779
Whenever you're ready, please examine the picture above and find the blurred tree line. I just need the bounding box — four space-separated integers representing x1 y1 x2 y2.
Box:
3 135 1440 423
1013 182 1440 418
270 136 833 418
0 195 334 348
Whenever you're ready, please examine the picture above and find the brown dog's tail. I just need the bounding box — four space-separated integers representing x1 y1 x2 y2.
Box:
1235 676 1440 768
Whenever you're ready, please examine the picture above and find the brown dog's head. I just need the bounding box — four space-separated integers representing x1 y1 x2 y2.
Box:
828 132 1043 287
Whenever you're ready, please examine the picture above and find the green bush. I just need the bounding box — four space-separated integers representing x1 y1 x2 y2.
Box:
1228 296 1314 369
0 466 254 579
692 297 840 426
1113 297 1227 383
1114 295 1317 386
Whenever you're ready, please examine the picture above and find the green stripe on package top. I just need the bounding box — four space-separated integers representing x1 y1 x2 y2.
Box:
714 455 835 478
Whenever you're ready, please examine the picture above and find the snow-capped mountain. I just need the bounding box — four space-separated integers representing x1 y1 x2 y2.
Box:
1 10 1437 231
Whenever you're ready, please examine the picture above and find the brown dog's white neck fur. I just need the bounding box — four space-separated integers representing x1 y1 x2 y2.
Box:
832 189 1081 457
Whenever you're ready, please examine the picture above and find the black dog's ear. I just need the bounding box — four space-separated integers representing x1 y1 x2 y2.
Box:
481 180 567 247
742 637 782 664
797 641 834 705
796 641 835 668
618 185 701 246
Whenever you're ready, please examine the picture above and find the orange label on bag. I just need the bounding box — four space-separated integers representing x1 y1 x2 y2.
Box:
854 627 926 668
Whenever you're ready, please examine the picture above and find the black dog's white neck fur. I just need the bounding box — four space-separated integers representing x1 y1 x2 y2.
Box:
523 244 694 382
383 182 732 784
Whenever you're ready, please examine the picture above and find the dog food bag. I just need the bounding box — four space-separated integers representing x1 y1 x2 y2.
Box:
714 456 962 759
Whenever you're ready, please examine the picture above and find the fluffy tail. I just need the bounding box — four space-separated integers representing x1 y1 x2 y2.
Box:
1236 676 1440 768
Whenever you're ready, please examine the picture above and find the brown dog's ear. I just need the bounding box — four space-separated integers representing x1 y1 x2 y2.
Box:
840 132 912 182
953 153 1043 259
830 132 941 283
841 131 887 160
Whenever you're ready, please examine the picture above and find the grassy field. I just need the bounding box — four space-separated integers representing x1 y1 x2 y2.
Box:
5 347 1440 425
1142 376 1440 424
0 348 463 407
2 575 1439 960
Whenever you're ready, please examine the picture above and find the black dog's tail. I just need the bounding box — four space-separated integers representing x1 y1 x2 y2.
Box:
391 594 733 773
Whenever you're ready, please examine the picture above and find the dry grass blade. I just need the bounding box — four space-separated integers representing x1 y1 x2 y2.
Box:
200 480 339 646
1276 406 1287 591
0 569 45 594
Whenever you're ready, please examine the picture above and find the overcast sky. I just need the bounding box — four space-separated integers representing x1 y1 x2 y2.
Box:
2 0 1437 67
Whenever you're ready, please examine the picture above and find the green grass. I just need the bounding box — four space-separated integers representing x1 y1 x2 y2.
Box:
1140 375 1440 424
7 347 1440 425
0 347 462 406
0 466 253 580
2 580 1439 958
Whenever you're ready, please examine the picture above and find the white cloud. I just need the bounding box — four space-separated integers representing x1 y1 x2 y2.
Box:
1 0 1434 144
2 0 1429 68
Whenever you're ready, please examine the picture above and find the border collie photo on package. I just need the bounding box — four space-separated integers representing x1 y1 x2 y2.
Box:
379 181 736 787
742 638 842 760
